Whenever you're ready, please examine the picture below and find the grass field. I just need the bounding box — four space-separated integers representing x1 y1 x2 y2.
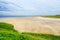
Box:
0 22 60 40
42 15 60 18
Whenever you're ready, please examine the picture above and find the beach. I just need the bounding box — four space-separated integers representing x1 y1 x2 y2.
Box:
0 17 60 35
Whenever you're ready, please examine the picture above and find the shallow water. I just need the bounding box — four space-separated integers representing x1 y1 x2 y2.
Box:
0 16 33 20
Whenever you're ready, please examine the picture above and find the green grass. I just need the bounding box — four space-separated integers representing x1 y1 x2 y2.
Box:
0 22 20 40
22 32 60 40
0 22 60 40
42 15 60 18
0 28 20 40
0 22 14 30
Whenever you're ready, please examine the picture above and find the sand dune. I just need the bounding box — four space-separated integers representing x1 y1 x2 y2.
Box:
0 17 60 35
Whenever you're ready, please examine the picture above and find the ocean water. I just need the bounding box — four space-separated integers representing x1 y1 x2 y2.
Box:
0 16 33 20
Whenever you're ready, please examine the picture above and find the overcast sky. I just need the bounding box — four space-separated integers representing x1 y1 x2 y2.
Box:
0 0 60 16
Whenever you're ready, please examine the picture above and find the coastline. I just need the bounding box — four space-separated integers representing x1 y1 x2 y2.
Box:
0 17 60 35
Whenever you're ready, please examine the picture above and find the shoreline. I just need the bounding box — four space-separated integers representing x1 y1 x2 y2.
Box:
0 17 60 35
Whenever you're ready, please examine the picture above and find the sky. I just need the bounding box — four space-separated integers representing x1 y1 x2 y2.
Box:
0 0 60 16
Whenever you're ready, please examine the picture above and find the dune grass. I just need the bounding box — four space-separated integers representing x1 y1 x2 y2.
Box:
22 32 60 40
42 15 60 18
0 22 60 40
0 22 20 40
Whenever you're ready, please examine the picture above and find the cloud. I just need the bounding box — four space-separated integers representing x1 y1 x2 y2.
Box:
0 0 60 16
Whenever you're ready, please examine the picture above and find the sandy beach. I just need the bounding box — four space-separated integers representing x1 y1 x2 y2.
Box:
0 17 60 35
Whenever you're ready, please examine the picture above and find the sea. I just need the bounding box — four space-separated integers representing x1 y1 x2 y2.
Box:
0 16 35 20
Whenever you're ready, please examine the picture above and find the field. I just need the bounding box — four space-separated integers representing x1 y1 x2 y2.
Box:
0 22 60 40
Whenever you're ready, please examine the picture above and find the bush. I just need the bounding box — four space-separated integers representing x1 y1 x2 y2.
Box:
0 22 14 30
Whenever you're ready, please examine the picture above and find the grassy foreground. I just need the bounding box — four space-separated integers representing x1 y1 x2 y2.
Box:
0 22 60 40
42 15 60 18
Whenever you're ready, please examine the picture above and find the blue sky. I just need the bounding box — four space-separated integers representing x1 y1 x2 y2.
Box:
0 0 60 16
